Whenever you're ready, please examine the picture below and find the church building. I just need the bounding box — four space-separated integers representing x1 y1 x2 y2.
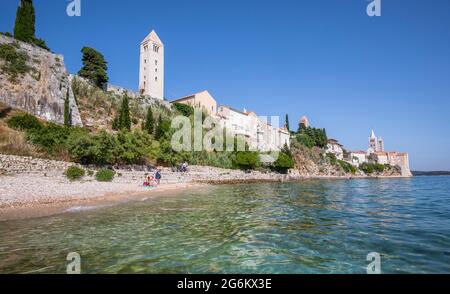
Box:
139 30 164 100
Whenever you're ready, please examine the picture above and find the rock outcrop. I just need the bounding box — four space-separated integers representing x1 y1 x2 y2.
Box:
0 35 82 126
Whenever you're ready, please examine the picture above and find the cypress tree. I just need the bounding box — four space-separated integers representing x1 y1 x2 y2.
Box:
285 114 290 131
64 89 71 127
13 0 35 43
155 115 163 140
118 94 131 131
144 107 154 134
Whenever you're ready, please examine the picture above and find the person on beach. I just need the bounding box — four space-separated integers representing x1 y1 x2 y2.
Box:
181 162 188 173
143 175 157 188
155 169 162 185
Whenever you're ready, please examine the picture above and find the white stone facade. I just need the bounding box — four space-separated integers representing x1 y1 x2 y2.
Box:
216 106 289 152
139 30 164 100
326 139 344 160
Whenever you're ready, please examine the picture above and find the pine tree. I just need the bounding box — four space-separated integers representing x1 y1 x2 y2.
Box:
64 89 71 127
78 47 108 89
144 107 154 134
13 0 35 43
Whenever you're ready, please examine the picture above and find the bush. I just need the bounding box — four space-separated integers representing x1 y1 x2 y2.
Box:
326 153 338 165
234 151 260 170
296 133 315 148
338 160 357 174
65 165 85 180
273 152 294 173
359 163 386 174
95 169 115 182
173 103 194 117
0 43 32 83
374 163 385 173
26 122 69 154
7 113 42 131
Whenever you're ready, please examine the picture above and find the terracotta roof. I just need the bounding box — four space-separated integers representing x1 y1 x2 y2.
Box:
351 151 366 154
171 90 211 103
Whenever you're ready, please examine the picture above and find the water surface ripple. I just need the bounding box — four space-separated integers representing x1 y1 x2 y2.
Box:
0 177 449 273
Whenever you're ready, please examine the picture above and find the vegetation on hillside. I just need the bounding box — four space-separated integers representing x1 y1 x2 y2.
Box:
78 47 108 88
296 124 328 148
13 0 49 51
0 42 33 83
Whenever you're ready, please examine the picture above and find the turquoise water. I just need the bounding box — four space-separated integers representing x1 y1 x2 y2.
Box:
0 177 449 274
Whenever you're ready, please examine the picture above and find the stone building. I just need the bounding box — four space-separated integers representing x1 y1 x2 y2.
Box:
300 115 310 128
139 30 164 100
326 139 344 160
171 90 217 115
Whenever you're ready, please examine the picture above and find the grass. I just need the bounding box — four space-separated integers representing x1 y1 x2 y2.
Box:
0 42 32 83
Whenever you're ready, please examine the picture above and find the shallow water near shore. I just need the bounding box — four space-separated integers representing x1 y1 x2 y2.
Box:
0 177 449 274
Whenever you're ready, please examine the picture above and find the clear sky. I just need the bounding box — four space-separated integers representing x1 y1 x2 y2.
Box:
1 0 450 171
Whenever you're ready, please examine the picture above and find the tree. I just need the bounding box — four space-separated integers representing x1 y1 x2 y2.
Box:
155 116 171 140
144 107 154 134
113 95 131 131
64 89 72 127
14 0 35 43
285 114 290 131
78 47 108 88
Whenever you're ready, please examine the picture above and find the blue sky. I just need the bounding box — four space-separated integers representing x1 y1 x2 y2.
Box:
1 0 450 170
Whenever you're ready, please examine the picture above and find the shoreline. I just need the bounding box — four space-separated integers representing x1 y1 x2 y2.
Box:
0 173 410 222
0 181 207 221
0 154 411 221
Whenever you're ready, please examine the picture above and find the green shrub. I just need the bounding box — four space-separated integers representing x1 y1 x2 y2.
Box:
359 163 386 174
173 103 194 117
65 165 85 180
0 43 32 83
296 133 315 148
95 169 115 182
273 152 294 173
326 153 338 165
26 122 69 154
374 163 385 173
338 160 357 174
234 151 260 170
7 113 42 131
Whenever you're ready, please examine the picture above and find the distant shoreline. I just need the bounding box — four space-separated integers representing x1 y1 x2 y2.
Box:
412 171 450 176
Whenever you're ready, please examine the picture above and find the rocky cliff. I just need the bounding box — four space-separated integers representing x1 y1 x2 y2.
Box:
0 35 82 126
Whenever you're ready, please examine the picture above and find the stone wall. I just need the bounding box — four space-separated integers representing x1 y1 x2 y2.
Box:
0 35 82 126
0 154 75 175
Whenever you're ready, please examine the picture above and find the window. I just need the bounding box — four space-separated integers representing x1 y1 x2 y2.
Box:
155 68 157 72
155 77 158 82
144 45 148 51
155 60 158 65
144 59 147 64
